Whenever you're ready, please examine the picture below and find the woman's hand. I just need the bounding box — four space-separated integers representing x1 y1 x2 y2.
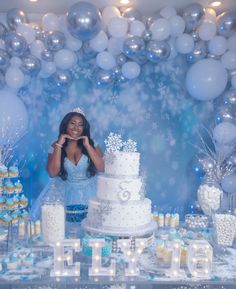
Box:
57 134 75 145
78 136 90 148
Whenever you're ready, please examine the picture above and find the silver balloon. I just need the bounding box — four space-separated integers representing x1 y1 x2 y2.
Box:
191 30 200 42
31 23 45 41
51 70 73 89
217 11 236 38
146 40 170 63
215 106 234 124
116 53 127 66
41 49 54 62
7 8 28 30
5 32 28 57
116 74 127 84
0 49 10 70
142 29 152 42
122 7 142 22
146 14 160 28
0 22 7 39
223 89 236 106
82 41 97 59
123 36 146 64
226 151 236 167
67 1 101 40
45 31 65 52
96 69 113 87
0 71 5 89
112 66 122 77
182 3 204 32
207 53 220 60
186 40 207 63
21 55 41 76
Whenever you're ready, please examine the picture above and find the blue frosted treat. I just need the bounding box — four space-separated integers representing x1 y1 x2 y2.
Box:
82 235 112 257
0 165 8 178
14 180 23 192
8 166 19 178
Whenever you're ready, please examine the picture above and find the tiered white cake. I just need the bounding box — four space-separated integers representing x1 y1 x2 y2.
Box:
83 135 157 236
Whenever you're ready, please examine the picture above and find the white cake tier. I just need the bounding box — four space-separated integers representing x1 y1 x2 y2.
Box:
97 175 143 202
86 197 152 230
104 152 140 177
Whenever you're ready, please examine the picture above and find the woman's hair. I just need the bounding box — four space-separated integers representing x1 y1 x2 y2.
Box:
58 112 96 180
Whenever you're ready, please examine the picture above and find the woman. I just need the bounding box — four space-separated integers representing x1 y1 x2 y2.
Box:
30 108 104 220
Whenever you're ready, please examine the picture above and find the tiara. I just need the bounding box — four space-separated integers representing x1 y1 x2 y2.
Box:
71 107 85 116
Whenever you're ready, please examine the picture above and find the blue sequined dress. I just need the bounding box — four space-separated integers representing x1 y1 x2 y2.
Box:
30 153 97 221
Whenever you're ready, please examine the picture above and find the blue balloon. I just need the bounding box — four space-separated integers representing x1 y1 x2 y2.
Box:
217 11 236 38
123 36 146 64
7 8 28 30
51 70 73 89
41 49 54 62
67 2 101 40
182 3 204 32
221 174 236 194
146 40 170 63
96 69 113 88
5 32 28 57
21 55 41 76
45 31 66 52
116 53 127 66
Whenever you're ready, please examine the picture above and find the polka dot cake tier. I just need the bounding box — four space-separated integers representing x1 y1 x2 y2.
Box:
82 133 157 237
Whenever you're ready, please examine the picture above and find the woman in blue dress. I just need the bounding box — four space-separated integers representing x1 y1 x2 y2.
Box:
30 108 104 220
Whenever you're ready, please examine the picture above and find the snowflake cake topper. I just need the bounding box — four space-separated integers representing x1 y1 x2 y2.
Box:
104 133 138 153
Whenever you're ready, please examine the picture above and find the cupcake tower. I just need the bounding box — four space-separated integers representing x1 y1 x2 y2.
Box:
0 164 29 225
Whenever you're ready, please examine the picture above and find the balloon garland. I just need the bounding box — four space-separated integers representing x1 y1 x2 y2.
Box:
0 2 235 101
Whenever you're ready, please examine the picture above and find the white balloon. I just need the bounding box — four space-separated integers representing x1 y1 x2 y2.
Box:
54 49 76 70
108 17 128 38
42 13 59 31
186 59 228 101
208 36 227 56
89 30 108 52
16 23 36 44
107 37 124 56
122 61 140 79
169 15 185 36
231 75 236 89
130 20 145 37
0 39 5 49
96 51 116 70
65 33 82 51
58 14 68 33
5 66 24 90
102 6 121 25
228 34 236 52
160 6 177 19
168 38 178 60
150 18 171 40
198 21 216 41
30 40 45 59
221 50 236 70
213 122 236 145
40 61 56 77
10 57 22 67
176 34 194 54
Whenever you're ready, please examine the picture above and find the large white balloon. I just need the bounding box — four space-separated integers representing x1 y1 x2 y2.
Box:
176 34 194 54
102 6 121 25
89 30 108 52
169 15 185 36
228 34 236 52
122 61 140 79
213 122 236 145
42 13 59 31
30 40 45 59
186 59 228 101
221 50 236 70
54 49 76 70
16 23 35 44
150 18 171 40
108 17 128 38
65 33 82 51
160 6 177 19
198 21 216 41
107 37 124 56
40 61 56 78
96 51 116 70
208 36 227 56
5 66 24 90
130 20 145 37
0 89 28 146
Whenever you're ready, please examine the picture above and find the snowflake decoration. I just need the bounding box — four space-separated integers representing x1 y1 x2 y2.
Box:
104 133 123 152
105 152 117 166
88 201 112 228
123 139 137 152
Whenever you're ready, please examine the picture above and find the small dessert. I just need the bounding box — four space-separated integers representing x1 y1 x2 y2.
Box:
8 166 19 178
21 209 29 221
14 180 23 193
0 195 5 209
0 164 8 178
5 181 15 194
5 198 14 209
1 213 12 224
0 180 4 193
12 195 19 210
19 194 28 208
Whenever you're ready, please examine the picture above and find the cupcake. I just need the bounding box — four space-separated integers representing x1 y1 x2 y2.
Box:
5 181 15 194
1 213 12 224
19 194 28 208
0 165 8 178
14 180 23 193
8 166 19 178
12 195 19 210
0 195 5 209
23 253 35 266
5 198 14 209
7 253 20 270
21 209 29 221
0 180 4 193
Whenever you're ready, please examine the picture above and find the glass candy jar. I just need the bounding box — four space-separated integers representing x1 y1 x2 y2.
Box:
41 183 65 245
197 172 223 217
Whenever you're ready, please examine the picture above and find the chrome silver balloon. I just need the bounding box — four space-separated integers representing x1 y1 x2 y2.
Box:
191 30 200 42
123 36 146 64
21 55 41 76
7 8 28 30
215 106 235 123
0 22 7 39
51 70 73 89
67 1 101 40
45 31 65 52
116 53 127 66
41 49 54 62
217 11 236 38
0 49 10 70
146 40 170 63
223 89 236 106
96 69 113 87
5 32 27 57
182 3 204 32
122 7 142 22
186 40 207 63
142 29 152 42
